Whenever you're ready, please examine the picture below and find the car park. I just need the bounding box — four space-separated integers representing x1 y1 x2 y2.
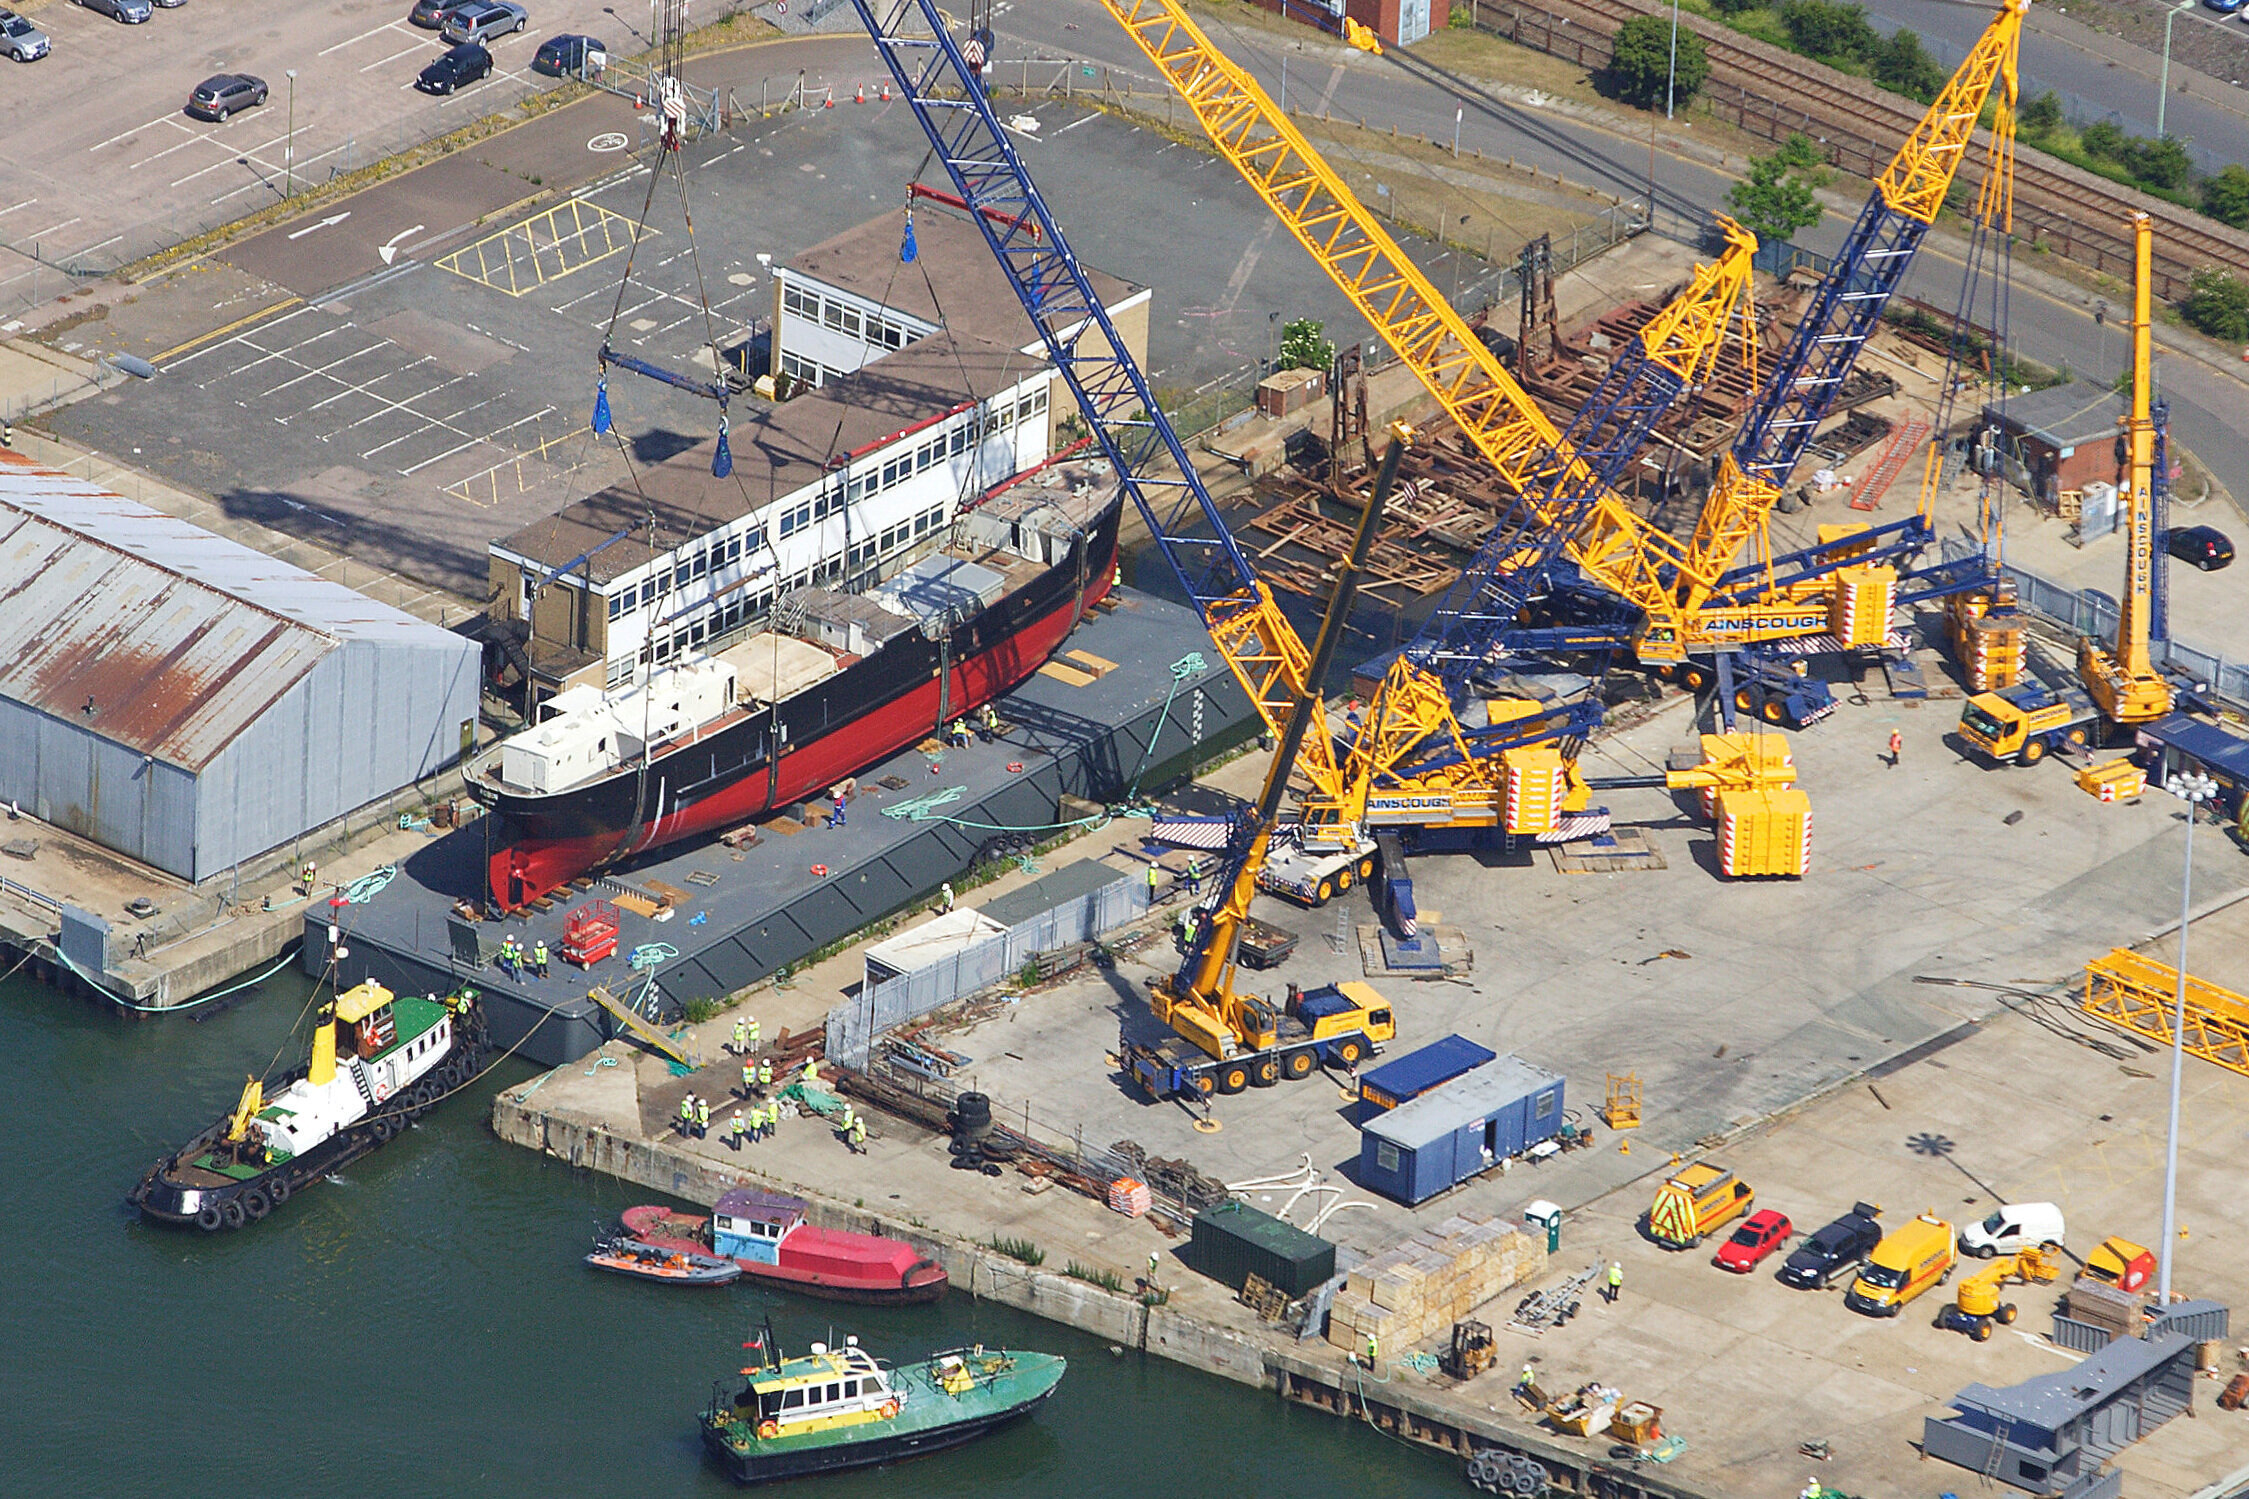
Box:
77 0 153 22
1713 1209 1792 1273
1960 1201 2064 1258
442 0 527 45
1778 1202 1883 1288
185 73 267 121
408 0 474 27
2168 524 2235 571
1 7 49 58
416 41 492 93
531 32 604 76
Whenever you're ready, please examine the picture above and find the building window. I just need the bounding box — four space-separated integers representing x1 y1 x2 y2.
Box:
607 590 627 621
639 579 656 610
1534 1089 1556 1120
1376 1141 1399 1173
782 283 817 320
823 300 861 338
778 350 823 390
949 424 969 456
607 657 633 688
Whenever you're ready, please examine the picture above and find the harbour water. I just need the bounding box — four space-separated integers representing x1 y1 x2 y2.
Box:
3 969 1459 1497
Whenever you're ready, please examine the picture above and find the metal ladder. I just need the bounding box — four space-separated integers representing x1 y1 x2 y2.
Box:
1981 1415 2012 1484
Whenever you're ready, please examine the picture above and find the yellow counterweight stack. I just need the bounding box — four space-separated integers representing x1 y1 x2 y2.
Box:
1947 583 2025 691
1501 744 1567 836
1827 566 1897 650
1716 787 1814 877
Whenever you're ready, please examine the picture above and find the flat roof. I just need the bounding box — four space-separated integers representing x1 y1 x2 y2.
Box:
1986 381 2121 449
0 452 460 769
784 206 1140 345
496 329 1049 581
1363 1054 1564 1151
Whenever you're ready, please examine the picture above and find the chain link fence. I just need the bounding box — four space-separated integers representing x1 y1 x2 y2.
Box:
1938 537 2249 707
826 873 1157 1067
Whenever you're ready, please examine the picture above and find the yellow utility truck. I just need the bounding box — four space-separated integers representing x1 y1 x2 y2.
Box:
1647 1163 1754 1249
1846 1213 1957 1316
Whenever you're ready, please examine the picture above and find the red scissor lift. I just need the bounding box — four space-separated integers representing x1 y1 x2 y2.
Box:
561 900 620 968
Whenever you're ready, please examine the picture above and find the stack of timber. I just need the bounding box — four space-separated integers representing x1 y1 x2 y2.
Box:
1325 1210 1547 1355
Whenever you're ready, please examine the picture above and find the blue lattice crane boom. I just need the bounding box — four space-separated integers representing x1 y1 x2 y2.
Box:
847 0 1355 814
1665 0 2030 645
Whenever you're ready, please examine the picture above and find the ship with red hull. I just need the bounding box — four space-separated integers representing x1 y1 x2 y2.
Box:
466 493 1118 910
625 1189 949 1304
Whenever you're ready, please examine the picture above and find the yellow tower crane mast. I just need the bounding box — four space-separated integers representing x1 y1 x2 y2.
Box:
2076 211 2172 726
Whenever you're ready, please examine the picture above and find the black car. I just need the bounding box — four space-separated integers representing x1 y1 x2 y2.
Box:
416 41 491 94
408 0 472 26
186 72 267 121
2168 524 2235 571
531 31 604 76
1777 1202 1882 1288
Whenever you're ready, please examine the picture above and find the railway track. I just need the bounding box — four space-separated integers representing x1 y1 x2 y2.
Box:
1478 0 2249 298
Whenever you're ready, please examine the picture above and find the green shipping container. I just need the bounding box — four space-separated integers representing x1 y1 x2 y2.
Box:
1186 1201 1336 1297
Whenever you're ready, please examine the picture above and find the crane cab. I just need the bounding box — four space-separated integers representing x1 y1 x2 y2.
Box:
1959 683 2098 765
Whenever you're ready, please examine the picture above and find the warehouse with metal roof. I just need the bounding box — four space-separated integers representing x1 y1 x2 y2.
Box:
0 452 481 883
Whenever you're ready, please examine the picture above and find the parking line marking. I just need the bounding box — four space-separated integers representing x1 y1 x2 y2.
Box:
18 217 82 243
0 199 37 220
157 299 311 368
321 17 414 54
129 124 230 172
168 130 293 187
90 110 186 152
208 142 353 205
71 235 124 258
361 41 429 72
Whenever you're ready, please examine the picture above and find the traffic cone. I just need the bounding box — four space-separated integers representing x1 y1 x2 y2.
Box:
822 86 833 108
854 83 864 104
879 82 890 102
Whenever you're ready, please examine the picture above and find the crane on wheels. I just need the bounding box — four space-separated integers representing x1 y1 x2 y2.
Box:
1958 212 2174 767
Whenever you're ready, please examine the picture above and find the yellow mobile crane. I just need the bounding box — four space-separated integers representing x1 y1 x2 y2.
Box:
1129 432 1416 1098
1959 212 2173 765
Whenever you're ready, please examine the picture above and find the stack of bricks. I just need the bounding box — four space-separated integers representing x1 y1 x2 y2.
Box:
1326 1210 1547 1355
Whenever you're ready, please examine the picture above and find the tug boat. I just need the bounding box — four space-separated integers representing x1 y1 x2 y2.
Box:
623 1187 948 1304
129 982 485 1231
585 1232 743 1287
701 1334 1065 1483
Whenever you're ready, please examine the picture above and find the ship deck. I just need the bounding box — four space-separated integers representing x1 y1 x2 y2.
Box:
304 590 1252 1066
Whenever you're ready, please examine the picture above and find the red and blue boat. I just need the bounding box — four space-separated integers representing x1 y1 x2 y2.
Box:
623 1188 948 1305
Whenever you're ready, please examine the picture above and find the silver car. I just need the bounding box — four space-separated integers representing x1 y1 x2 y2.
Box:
77 0 153 20
441 0 526 44
0 8 49 58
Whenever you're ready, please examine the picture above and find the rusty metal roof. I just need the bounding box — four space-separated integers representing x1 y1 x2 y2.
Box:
0 452 449 770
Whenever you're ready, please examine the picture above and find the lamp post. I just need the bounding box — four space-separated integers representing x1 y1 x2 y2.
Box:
1665 0 1681 120
285 69 298 197
2157 0 2193 138
2158 768 2218 1306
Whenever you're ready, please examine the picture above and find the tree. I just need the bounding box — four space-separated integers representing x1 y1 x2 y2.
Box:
2079 119 2127 163
2018 89 2064 138
1277 318 1334 373
1779 0 1875 64
1871 28 1944 103
2181 269 2249 344
1710 0 1757 13
2204 164 2249 230
2123 135 2191 191
1609 15 1708 111
1728 138 1828 245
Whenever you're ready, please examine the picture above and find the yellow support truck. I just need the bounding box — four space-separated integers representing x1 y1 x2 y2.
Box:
1845 1213 1958 1316
1647 1163 1754 1249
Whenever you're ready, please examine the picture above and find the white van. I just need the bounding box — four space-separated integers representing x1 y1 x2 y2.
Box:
1960 1201 2065 1258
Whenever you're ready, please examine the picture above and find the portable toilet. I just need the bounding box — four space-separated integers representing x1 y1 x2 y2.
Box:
1357 1055 1566 1205
1524 1199 1563 1254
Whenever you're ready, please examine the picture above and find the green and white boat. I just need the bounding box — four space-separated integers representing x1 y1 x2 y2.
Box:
701 1334 1065 1484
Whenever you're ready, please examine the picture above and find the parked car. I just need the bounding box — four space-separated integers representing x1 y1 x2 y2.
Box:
1778 1202 1883 1289
1960 1201 2064 1258
410 0 469 25
1713 1209 1793 1273
531 31 604 76
442 0 527 44
2168 524 2235 571
185 72 267 121
2206 0 2246 14
416 40 492 93
77 0 153 22
0 7 50 59
151 0 185 8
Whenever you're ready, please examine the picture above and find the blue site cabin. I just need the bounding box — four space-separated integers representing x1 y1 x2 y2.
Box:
1357 1034 1497 1114
2140 714 2249 822
1358 1055 1565 1205
711 1187 811 1264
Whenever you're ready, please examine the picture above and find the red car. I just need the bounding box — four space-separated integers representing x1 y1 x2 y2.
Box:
1713 1209 1792 1273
